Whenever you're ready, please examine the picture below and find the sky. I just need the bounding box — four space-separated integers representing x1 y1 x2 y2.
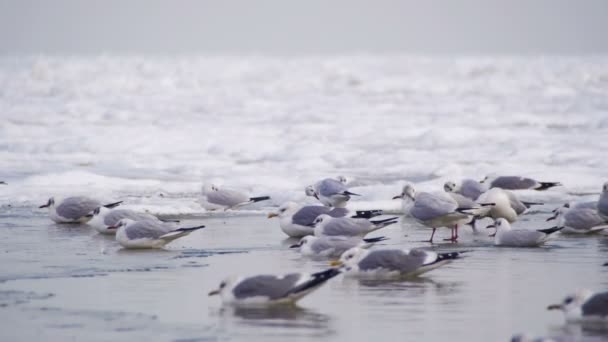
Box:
1 0 608 55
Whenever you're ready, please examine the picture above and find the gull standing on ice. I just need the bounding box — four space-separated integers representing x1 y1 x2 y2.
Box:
201 184 270 210
444 179 488 201
330 247 465 279
289 235 387 258
86 206 178 235
311 214 398 238
546 204 608 234
548 289 608 322
481 174 561 191
112 218 205 249
486 218 562 247
393 184 473 242
267 201 383 238
305 177 360 208
208 268 341 306
39 196 122 223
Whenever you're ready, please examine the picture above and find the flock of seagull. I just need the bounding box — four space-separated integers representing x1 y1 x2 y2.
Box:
30 174 608 329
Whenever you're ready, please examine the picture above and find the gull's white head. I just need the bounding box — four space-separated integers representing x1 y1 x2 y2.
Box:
392 183 415 201
487 218 511 236
110 218 136 231
290 235 318 249
312 214 332 228
208 275 241 299
39 197 55 209
547 289 594 320
443 181 457 193
305 185 318 198
267 201 300 219
337 176 348 184
202 184 220 194
481 173 498 184
335 247 369 271
547 204 568 223
602 182 608 193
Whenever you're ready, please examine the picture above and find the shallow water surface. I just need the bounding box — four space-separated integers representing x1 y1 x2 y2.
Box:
1 208 607 341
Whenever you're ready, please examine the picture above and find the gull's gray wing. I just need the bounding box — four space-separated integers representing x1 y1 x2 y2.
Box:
206 189 249 207
322 218 370 236
317 179 348 197
490 176 538 190
326 207 349 217
449 193 476 208
411 193 457 221
104 209 157 226
232 274 302 300
292 206 331 226
500 230 545 246
564 208 606 230
56 196 102 220
582 292 608 317
124 221 171 240
459 179 486 200
505 191 527 215
358 249 427 273
598 194 608 218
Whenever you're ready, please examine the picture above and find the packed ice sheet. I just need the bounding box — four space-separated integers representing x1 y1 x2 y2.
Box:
1 55 607 214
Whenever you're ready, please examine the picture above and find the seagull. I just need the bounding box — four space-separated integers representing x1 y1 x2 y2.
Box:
476 188 542 223
330 247 465 279
267 201 383 238
86 206 179 235
393 184 474 242
201 184 270 210
305 177 360 208
598 182 608 221
39 196 122 223
546 204 608 234
480 174 561 191
548 289 608 322
444 179 488 201
289 235 387 258
311 214 398 238
443 183 496 231
112 218 205 249
208 268 341 307
486 218 562 247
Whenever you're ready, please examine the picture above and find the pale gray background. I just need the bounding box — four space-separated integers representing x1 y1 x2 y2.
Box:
1 0 608 54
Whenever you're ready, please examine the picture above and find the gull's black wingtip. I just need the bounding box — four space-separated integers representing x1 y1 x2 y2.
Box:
250 196 271 203
103 201 123 209
537 226 563 235
536 182 562 191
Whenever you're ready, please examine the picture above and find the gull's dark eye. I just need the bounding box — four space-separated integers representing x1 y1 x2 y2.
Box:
280 208 286 212
564 297 574 305
346 254 353 259
219 282 226 289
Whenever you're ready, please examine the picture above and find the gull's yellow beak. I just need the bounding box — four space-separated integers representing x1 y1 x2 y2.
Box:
267 212 278 219
208 289 220 296
329 260 343 267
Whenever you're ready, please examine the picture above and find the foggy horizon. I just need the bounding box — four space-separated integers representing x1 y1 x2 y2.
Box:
1 0 608 55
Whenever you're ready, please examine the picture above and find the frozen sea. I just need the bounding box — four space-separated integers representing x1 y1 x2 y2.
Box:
0 55 608 341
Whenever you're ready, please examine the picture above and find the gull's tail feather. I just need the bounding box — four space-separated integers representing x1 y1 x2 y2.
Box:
103 201 123 209
159 225 206 242
352 209 383 219
343 191 361 196
362 236 388 243
287 268 341 296
536 182 562 191
536 226 563 235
